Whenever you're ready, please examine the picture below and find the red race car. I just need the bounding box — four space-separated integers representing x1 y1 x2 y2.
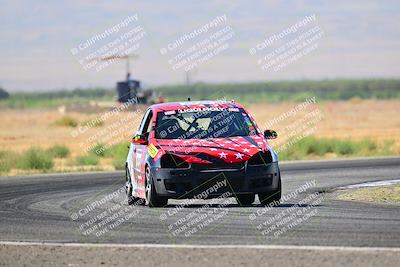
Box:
124 100 281 207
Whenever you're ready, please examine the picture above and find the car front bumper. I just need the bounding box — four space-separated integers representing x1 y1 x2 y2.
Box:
150 162 280 199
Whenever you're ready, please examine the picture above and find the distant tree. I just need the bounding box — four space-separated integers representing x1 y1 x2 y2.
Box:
0 87 9 99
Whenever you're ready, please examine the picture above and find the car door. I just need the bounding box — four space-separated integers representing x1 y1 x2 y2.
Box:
132 109 153 195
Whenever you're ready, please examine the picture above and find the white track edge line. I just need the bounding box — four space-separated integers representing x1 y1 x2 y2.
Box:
0 241 399 252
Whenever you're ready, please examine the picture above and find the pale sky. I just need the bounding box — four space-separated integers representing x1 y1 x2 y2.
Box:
0 0 399 91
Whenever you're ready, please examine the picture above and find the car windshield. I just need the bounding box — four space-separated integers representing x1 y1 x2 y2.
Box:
155 107 258 139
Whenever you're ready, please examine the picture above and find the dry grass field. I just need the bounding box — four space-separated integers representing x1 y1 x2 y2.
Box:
0 99 399 175
251 99 400 155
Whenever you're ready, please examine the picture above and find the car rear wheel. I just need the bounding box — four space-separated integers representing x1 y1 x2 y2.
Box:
258 176 281 206
236 194 255 205
145 166 168 207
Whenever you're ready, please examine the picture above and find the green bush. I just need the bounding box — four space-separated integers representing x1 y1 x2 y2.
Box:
81 118 104 128
18 148 54 170
0 160 11 173
47 145 70 158
105 143 129 170
112 158 125 170
105 143 128 158
90 143 107 157
76 154 99 166
333 140 356 155
297 137 328 155
354 139 378 156
0 150 12 173
278 137 393 160
0 150 21 173
53 116 78 127
379 140 395 156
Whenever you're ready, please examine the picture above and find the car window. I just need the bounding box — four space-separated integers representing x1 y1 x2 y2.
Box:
137 109 152 136
155 108 257 139
143 111 153 135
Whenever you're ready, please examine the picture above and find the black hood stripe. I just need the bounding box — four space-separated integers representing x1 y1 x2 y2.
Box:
242 136 263 150
168 152 230 165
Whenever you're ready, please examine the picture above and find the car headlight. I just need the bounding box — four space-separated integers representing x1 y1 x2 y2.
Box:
247 151 272 165
160 154 189 168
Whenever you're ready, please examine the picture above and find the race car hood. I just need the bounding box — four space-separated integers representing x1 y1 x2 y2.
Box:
153 135 269 164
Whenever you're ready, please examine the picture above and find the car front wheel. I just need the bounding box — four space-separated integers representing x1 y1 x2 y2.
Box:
145 166 168 207
258 176 281 206
125 167 141 205
236 194 255 205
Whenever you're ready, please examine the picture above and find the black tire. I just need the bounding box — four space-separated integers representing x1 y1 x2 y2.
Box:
145 166 168 208
236 194 255 205
258 176 281 206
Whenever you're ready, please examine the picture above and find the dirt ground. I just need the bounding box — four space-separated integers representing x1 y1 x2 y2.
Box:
1 243 400 267
0 100 399 156
338 184 400 204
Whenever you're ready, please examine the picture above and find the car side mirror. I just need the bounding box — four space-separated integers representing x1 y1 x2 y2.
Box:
131 134 148 145
264 129 277 139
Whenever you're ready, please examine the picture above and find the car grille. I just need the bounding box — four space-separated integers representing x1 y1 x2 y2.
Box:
191 162 245 171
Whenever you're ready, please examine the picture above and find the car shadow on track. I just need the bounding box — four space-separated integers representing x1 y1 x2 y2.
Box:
163 203 321 209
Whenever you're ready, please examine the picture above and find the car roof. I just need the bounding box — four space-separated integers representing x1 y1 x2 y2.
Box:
150 100 244 112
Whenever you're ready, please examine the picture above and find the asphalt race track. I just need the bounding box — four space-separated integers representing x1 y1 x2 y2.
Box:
1 157 399 248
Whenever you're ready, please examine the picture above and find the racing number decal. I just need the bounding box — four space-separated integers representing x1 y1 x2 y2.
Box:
148 143 159 158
